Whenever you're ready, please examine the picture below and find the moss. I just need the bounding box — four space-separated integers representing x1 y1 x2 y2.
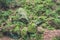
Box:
53 36 60 40
21 27 27 37
0 32 3 37
28 22 37 33
36 34 43 40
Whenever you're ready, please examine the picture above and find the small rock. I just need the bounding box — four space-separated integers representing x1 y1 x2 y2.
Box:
16 8 29 24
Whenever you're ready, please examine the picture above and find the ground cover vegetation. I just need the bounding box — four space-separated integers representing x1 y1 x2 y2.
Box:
0 0 60 40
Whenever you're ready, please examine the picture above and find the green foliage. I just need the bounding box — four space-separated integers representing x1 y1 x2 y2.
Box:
28 22 36 33
0 32 3 37
21 27 27 37
0 0 60 40
13 25 20 32
36 34 43 40
53 36 60 40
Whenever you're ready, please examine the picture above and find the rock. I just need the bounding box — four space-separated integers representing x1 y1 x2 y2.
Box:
53 0 60 4
16 8 29 24
17 8 28 19
37 27 45 33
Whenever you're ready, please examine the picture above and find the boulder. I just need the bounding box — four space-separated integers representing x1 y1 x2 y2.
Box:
16 8 29 24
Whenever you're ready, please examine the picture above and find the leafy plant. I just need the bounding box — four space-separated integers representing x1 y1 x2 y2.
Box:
28 22 36 33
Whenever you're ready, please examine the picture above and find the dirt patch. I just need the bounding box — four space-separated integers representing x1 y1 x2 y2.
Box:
43 30 60 40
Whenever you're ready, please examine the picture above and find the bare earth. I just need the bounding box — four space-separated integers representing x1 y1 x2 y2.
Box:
43 30 60 40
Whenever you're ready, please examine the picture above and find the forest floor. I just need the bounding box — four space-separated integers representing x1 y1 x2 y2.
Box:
0 0 60 40
0 29 60 40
